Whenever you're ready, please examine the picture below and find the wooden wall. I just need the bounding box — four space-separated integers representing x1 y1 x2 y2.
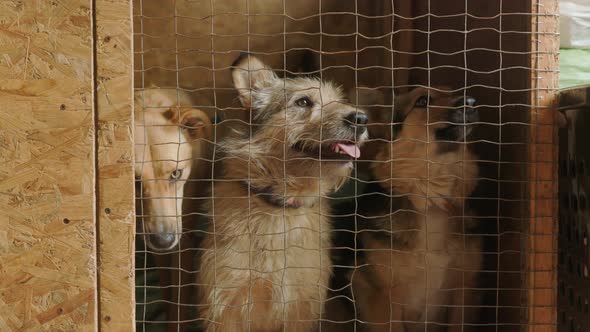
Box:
0 1 97 330
0 0 134 331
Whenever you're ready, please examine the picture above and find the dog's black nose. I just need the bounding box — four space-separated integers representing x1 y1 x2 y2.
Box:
345 112 368 127
455 96 476 107
147 233 176 250
451 96 479 124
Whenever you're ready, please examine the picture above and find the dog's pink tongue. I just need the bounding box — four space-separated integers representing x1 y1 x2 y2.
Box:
336 143 361 159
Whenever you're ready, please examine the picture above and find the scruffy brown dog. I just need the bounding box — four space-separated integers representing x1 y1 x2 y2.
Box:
329 87 483 332
197 54 369 331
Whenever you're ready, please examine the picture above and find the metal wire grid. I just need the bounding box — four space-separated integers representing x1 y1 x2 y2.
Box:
132 0 559 331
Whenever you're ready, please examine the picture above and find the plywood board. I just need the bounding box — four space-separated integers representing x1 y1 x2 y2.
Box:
94 0 136 331
0 1 96 331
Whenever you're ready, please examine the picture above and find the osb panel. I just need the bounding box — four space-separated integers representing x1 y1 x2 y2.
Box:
0 1 96 331
95 0 135 331
527 0 559 330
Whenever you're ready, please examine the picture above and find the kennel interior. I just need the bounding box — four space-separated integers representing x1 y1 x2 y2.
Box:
0 0 558 331
131 0 559 331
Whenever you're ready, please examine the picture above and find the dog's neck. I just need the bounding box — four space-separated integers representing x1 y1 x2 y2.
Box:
398 184 466 214
372 178 468 215
383 162 478 215
240 181 304 209
221 136 348 207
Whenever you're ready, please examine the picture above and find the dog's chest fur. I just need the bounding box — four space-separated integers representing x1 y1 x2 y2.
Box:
363 205 461 291
353 187 482 326
199 181 332 326
211 192 331 274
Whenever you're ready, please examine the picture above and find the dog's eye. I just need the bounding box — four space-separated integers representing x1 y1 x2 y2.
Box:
170 169 183 180
415 96 431 108
295 97 313 108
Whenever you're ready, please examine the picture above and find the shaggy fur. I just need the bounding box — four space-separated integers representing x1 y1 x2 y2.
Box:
197 55 368 331
327 87 483 332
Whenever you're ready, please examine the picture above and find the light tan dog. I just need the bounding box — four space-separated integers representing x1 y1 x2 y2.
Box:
333 87 483 331
134 88 213 330
135 88 212 252
135 89 213 331
197 54 369 331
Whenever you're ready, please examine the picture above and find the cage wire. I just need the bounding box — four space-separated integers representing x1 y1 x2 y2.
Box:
132 0 559 331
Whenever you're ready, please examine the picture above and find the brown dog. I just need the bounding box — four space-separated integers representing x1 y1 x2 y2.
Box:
328 87 483 331
197 54 369 331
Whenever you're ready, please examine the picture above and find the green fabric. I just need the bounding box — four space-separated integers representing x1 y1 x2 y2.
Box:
560 48 590 89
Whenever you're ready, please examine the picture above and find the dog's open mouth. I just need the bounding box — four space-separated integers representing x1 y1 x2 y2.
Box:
331 142 361 158
293 141 361 160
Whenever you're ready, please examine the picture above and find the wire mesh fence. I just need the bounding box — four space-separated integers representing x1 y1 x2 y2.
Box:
132 0 559 331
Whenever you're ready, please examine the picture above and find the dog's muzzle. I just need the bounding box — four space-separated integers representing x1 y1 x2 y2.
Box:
451 96 479 124
435 96 479 142
344 111 369 137
146 233 178 251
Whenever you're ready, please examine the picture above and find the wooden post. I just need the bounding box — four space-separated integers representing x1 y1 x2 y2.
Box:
94 0 135 331
527 0 559 331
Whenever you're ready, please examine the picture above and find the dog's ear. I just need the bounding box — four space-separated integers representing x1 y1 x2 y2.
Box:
348 87 385 108
393 93 413 113
394 87 431 111
231 54 278 109
348 86 386 132
180 109 213 141
349 87 401 142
